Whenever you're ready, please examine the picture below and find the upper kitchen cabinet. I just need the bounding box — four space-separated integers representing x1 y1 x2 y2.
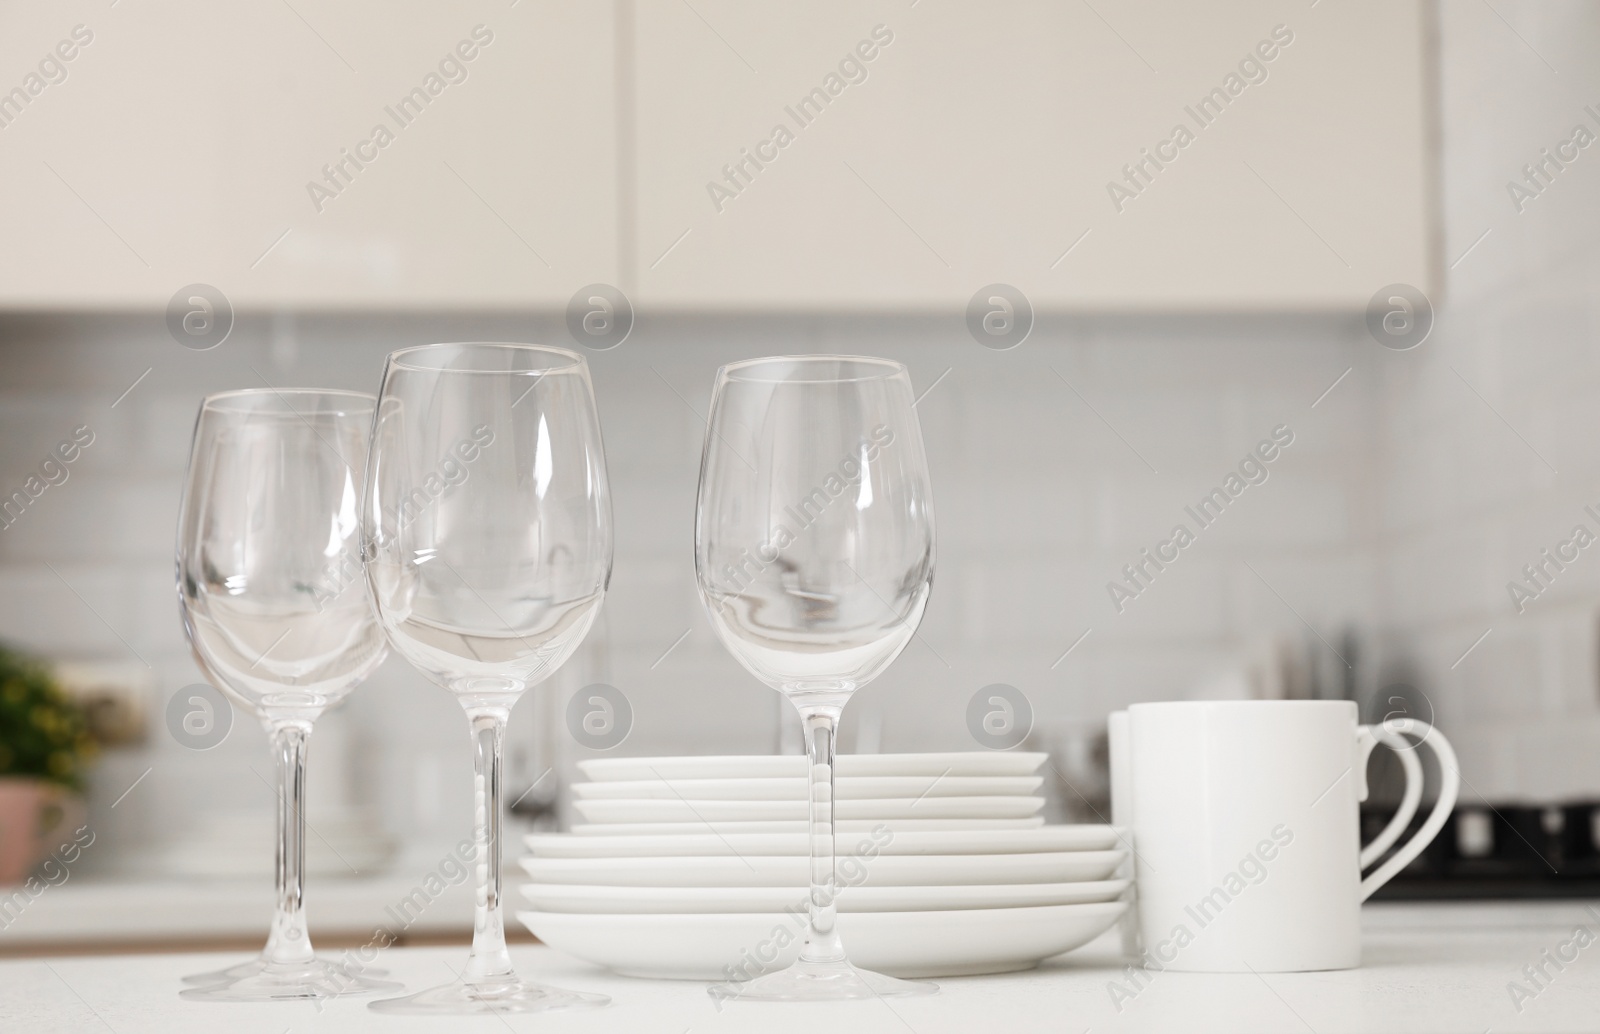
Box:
631 0 1434 311
0 0 618 308
0 0 1430 312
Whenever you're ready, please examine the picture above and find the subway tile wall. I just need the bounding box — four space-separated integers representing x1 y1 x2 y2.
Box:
0 312 1382 874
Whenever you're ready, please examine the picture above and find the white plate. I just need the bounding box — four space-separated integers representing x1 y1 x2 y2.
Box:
519 879 1129 914
572 818 1046 835
578 752 1048 782
571 775 1044 801
527 826 1122 857
518 901 1126 979
572 797 1045 824
517 850 1125 887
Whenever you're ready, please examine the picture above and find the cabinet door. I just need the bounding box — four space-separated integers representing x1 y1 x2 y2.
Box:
0 1 618 308
0 0 1430 310
631 0 1432 310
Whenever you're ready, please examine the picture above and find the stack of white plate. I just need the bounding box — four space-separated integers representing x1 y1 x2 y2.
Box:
516 752 1129 979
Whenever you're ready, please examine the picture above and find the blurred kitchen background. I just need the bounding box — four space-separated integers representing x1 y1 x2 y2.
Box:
2 0 1598 951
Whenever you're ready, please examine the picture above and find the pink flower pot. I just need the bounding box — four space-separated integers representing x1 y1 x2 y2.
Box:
0 778 84 886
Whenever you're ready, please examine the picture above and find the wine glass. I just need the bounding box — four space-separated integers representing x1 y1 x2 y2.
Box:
694 355 937 1001
362 343 612 1015
176 389 396 1002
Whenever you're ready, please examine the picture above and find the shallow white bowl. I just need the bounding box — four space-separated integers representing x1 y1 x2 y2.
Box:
518 901 1127 979
519 878 1128 914
517 849 1125 887
527 826 1122 857
571 775 1044 801
571 796 1045 825
577 752 1048 782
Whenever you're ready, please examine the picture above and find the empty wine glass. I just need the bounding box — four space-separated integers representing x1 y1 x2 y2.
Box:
362 343 612 1015
694 355 937 1001
176 389 395 1002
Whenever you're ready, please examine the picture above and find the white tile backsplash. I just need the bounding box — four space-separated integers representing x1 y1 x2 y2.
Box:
0 305 1464 874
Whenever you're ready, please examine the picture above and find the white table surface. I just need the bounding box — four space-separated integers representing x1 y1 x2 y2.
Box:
5 901 1600 1033
0 875 479 946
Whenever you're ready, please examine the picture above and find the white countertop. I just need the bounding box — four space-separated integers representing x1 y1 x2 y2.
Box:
0 874 480 947
6 901 1600 1032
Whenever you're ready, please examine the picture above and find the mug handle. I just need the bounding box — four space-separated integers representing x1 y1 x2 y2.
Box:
1358 724 1423 868
1354 719 1460 902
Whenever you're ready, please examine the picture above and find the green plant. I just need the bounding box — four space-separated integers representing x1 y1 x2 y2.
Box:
0 645 95 792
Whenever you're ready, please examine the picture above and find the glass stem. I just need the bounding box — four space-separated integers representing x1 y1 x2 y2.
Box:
265 720 314 967
464 707 514 984
798 704 845 964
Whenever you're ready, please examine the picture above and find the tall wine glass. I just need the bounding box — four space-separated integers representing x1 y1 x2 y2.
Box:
362 343 612 1015
176 389 395 1002
694 355 937 1001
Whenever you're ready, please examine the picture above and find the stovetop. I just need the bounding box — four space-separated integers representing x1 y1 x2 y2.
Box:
1366 801 1600 899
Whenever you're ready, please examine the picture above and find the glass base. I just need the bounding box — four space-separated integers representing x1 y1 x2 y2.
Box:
179 958 401 1003
712 957 938 1003
181 957 260 986
181 955 389 985
368 975 610 1015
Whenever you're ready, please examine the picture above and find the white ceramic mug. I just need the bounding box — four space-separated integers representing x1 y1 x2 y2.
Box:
1111 700 1458 972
